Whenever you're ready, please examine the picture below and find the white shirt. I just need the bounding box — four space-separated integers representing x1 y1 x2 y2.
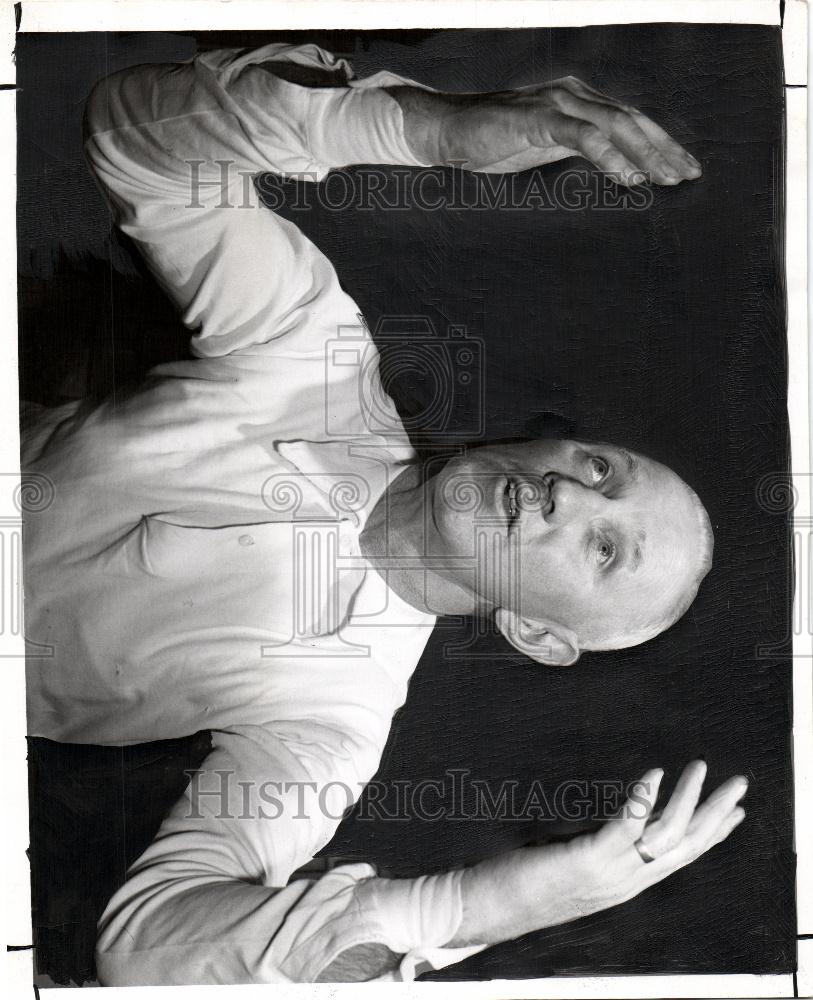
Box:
23 43 484 984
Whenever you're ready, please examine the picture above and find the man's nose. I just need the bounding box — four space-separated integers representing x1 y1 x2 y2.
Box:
548 475 605 517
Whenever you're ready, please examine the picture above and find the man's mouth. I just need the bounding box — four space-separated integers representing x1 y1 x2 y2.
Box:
503 477 520 529
500 474 553 531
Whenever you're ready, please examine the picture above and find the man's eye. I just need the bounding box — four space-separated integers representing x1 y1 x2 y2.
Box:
596 537 616 566
589 456 610 484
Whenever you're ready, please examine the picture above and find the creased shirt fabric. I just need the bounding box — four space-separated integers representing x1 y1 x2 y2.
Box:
23 43 484 983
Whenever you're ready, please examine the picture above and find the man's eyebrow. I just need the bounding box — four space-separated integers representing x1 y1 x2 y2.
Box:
619 448 640 480
602 526 646 575
627 530 646 572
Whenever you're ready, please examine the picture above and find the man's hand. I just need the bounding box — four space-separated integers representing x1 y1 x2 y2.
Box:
449 761 747 947
392 76 702 186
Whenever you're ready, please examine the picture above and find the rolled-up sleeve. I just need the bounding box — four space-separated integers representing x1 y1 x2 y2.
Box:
83 44 431 358
85 45 484 984
95 723 483 984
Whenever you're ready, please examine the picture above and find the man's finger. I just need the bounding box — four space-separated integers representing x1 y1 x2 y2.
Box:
562 78 702 172
598 767 664 849
684 774 749 843
710 806 746 848
631 110 703 178
559 75 627 111
634 774 747 879
555 78 702 181
561 92 698 184
542 111 644 186
552 91 685 185
635 803 746 891
640 759 707 855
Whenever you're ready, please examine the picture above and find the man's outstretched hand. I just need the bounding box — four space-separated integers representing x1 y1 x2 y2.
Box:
448 760 747 948
392 76 702 185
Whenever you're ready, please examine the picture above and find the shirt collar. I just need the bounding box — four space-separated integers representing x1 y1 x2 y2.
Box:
271 436 416 529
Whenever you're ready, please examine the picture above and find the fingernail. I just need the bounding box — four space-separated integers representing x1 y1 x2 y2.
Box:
686 152 701 168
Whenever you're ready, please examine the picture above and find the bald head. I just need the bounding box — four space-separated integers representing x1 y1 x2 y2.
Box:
423 438 714 665
578 476 714 651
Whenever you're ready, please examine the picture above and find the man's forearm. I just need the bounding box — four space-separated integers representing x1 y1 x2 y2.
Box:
447 764 748 949
386 78 702 184
447 847 560 947
387 86 533 171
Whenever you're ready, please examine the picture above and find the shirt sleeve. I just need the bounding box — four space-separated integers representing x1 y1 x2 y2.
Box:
82 44 432 359
86 46 486 984
95 723 484 984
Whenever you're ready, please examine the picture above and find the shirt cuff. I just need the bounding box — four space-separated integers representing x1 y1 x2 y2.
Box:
303 83 435 177
360 867 487 980
276 864 486 983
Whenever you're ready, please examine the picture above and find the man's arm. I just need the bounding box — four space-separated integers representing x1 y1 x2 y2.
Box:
388 77 702 184
84 46 484 984
85 46 720 983
95 723 481 984
84 50 699 360
449 761 746 948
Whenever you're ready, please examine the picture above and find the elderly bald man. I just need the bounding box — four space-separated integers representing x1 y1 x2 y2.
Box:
23 43 744 985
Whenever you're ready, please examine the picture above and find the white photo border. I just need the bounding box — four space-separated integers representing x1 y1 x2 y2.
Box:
2 2 808 998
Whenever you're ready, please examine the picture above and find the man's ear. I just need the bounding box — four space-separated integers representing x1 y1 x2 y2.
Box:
494 608 580 666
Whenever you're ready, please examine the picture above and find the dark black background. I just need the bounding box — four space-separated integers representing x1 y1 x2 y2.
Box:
18 25 793 985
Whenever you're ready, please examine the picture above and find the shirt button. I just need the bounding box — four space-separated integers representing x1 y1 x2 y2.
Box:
238 534 255 547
